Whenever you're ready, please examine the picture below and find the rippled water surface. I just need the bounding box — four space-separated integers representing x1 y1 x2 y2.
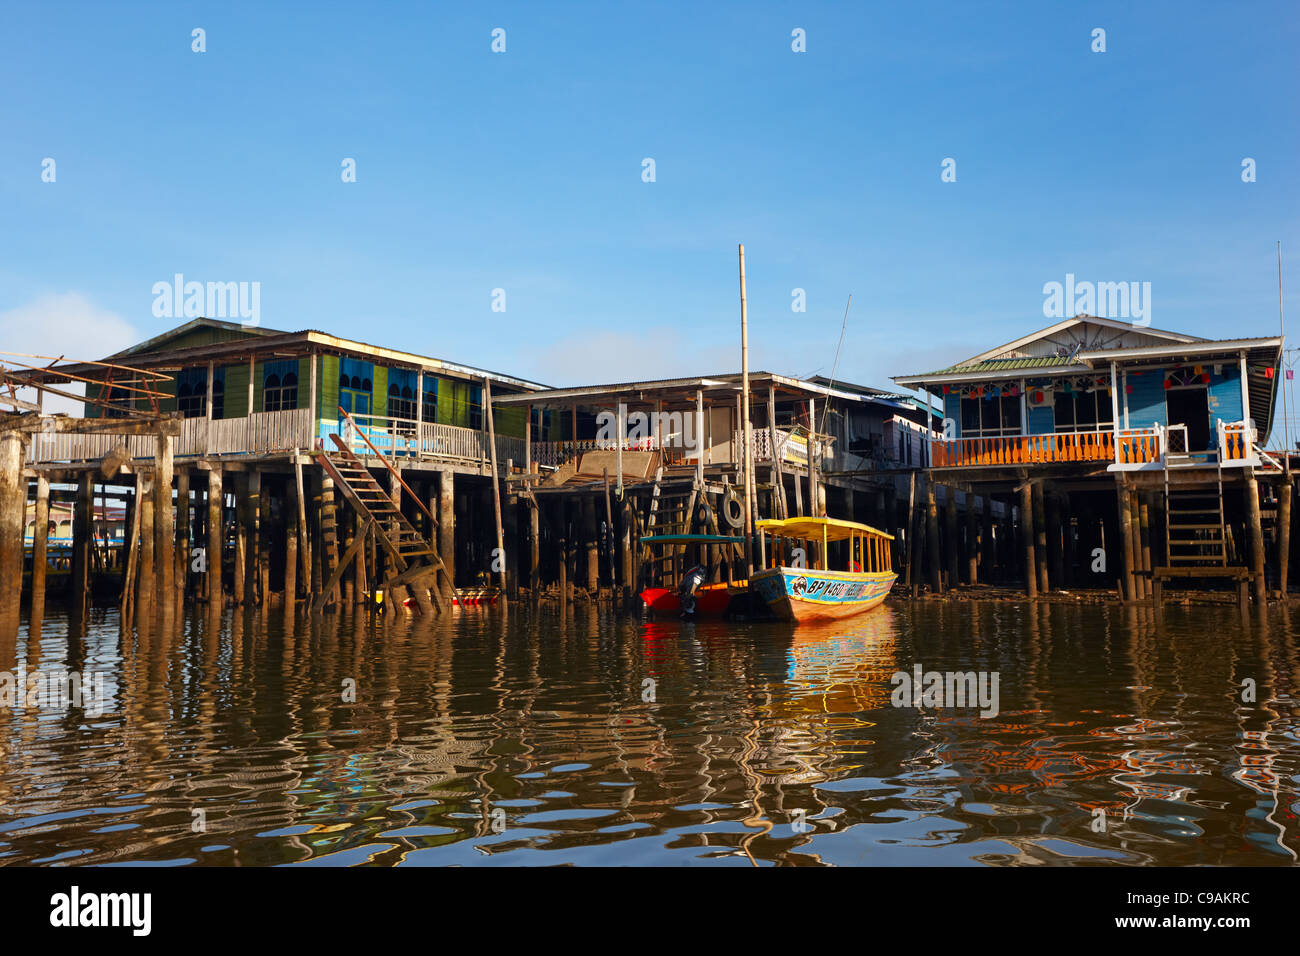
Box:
2 600 1298 866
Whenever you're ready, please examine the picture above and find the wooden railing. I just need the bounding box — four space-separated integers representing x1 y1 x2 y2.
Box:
1218 420 1254 462
1115 427 1161 465
930 430 1116 467
25 407 521 468
328 413 525 467
530 438 684 468
27 408 315 463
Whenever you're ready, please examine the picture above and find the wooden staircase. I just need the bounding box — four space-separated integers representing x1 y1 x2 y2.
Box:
1163 452 1227 567
314 414 448 613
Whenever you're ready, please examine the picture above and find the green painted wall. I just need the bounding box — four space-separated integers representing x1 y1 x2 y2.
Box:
319 354 339 420
373 365 388 422
225 362 249 418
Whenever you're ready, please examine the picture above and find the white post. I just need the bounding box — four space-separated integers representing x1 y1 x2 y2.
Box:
415 368 424 458
1240 352 1253 457
1110 361 1121 463
616 399 625 493
696 388 705 486
205 359 214 454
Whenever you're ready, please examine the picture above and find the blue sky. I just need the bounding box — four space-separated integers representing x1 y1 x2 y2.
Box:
2 1 1297 412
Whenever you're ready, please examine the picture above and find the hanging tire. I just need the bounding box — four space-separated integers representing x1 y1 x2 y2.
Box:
721 488 744 529
696 498 715 530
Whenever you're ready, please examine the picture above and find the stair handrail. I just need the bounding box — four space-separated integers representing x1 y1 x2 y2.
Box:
336 405 438 530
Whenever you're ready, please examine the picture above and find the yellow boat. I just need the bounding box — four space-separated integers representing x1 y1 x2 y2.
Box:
749 517 897 623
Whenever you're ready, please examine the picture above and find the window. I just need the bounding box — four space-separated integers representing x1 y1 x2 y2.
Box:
468 384 483 430
530 406 550 442
387 368 418 424
211 378 224 419
101 384 132 418
176 367 211 418
337 358 373 419
263 360 298 412
959 394 1021 437
1053 389 1113 432
422 378 438 424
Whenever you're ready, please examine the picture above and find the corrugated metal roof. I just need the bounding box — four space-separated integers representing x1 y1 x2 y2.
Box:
923 356 1078 376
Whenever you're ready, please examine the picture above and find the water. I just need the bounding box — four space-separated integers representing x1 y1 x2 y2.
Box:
1 600 1297 866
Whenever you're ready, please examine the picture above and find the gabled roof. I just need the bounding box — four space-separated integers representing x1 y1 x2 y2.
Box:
108 317 284 358
954 315 1203 368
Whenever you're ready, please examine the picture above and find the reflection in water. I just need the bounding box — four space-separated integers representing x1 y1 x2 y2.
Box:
0 600 1297 866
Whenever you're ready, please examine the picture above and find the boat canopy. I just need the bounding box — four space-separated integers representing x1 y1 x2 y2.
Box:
755 517 895 542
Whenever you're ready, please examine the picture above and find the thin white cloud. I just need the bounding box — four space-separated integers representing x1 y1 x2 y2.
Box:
0 293 138 416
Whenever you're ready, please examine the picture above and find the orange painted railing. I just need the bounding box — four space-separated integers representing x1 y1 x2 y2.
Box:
930 430 1116 467
1115 428 1161 465
1219 421 1253 462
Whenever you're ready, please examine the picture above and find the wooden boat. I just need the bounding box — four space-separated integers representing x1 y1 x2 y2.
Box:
749 517 896 624
452 586 500 607
638 533 746 616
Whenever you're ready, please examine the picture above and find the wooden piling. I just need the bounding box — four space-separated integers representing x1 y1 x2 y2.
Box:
1116 477 1136 602
137 481 155 619
1021 481 1037 599
176 467 190 599
257 471 272 610
438 469 455 600
1246 473 1267 605
584 495 599 593
71 471 93 615
1138 493 1152 602
925 478 942 594
1032 482 1048 593
284 477 298 607
31 473 49 616
233 473 248 605
154 431 175 605
206 466 222 604
1278 476 1292 597
944 485 958 589
965 486 978 586
1046 490 1062 589
0 433 26 633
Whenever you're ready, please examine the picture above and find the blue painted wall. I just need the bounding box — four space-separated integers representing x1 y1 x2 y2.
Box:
1125 370 1167 429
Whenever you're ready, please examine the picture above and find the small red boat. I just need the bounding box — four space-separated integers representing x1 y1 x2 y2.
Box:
638 533 745 617
640 582 733 616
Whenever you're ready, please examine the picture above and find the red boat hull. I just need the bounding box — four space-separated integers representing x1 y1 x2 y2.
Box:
641 585 732 616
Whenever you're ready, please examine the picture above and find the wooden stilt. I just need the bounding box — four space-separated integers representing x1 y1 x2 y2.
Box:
926 477 942 594
137 478 155 620
1246 473 1266 605
944 484 958 589
176 467 190 601
438 469 455 601
962 486 977 585
1278 476 1292 596
284 477 298 607
154 431 175 608
1032 482 1048 594
207 466 222 605
31 473 50 619
71 471 93 616
1116 476 1136 603
0 433 26 635
1021 481 1037 599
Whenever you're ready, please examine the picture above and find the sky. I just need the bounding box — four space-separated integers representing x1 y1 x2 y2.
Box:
2 1 1298 425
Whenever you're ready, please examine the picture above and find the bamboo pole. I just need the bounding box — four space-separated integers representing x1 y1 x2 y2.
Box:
484 377 507 597
739 244 756 574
